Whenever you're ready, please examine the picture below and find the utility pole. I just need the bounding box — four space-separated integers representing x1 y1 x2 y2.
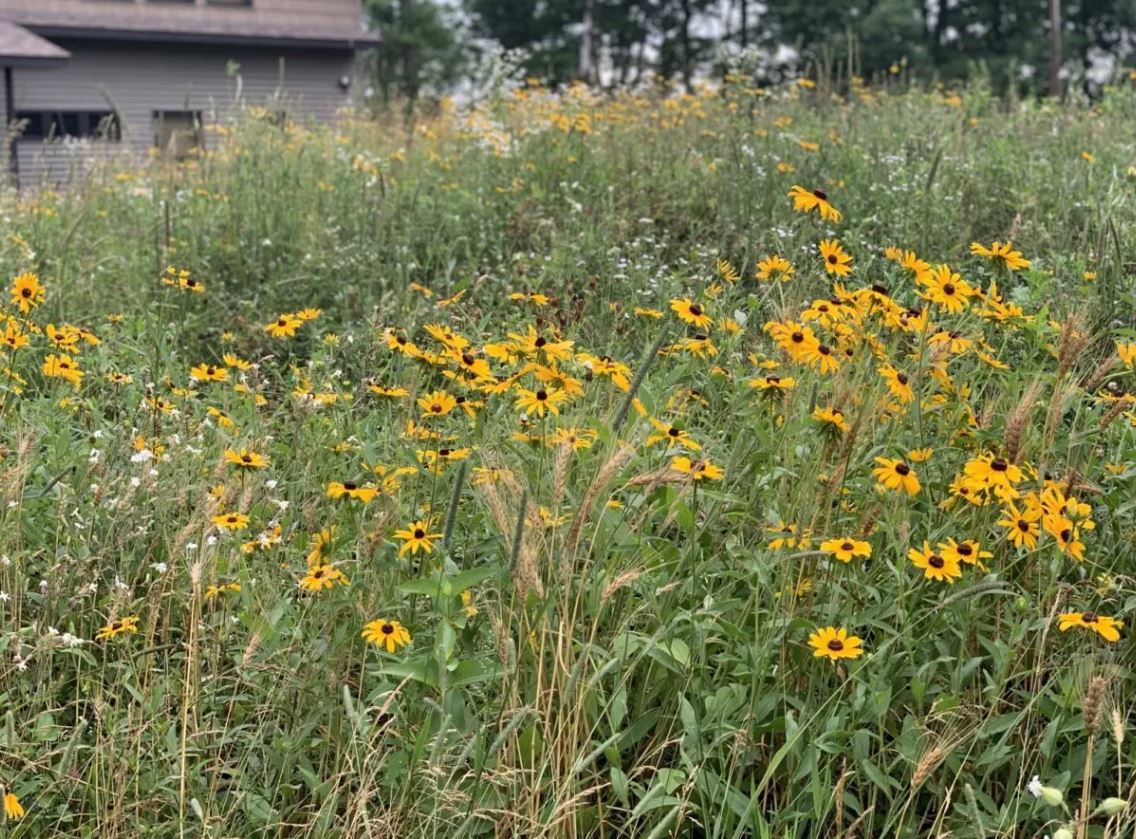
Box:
740 0 748 49
1049 0 1062 97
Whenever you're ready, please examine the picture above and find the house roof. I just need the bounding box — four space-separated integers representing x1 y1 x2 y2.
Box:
0 1 380 50
0 20 70 66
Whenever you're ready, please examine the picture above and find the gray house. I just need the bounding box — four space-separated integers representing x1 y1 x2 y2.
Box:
0 0 379 186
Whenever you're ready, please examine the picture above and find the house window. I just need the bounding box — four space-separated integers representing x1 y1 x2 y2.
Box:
14 111 120 141
154 111 203 159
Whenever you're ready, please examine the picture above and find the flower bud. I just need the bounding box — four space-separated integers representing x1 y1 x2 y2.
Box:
1051 827 1073 839
1096 797 1127 817
1039 785 1065 808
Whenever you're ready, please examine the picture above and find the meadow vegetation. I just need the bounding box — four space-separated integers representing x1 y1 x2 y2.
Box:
1 74 1136 837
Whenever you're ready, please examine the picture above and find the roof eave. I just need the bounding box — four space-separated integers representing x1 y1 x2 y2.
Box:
26 25 381 51
0 55 70 68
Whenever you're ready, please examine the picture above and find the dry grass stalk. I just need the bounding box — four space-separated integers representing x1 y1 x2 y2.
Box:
565 445 635 556
1080 354 1116 392
600 567 643 603
551 443 572 507
1099 398 1129 431
911 743 947 790
1004 379 1043 464
1056 314 1090 378
1083 675 1108 733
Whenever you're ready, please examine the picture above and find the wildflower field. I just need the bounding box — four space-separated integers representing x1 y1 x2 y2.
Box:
2 77 1136 838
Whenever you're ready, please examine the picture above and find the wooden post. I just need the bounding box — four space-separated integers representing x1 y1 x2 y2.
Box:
4 66 16 183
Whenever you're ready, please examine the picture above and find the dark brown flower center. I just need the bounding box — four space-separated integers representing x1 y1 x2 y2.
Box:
276 319 287 327
991 458 1008 472
895 463 911 476
928 555 944 568
689 304 703 317
840 542 853 551
381 623 394 634
827 638 844 651
942 283 956 295
791 331 804 343
413 528 425 539
1060 528 1072 542
461 353 475 365
1083 612 1098 623
767 375 781 384
536 390 548 401
1017 520 1030 532
813 189 828 200
20 287 31 298
818 344 831 356
343 482 357 491
897 373 909 385
827 254 838 264
534 336 547 348
957 543 973 556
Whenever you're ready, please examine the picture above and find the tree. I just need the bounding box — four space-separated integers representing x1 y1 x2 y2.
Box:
366 0 468 103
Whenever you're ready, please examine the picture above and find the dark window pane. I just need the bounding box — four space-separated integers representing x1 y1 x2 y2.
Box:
14 111 119 141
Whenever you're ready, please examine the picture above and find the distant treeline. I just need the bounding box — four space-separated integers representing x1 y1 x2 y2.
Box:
364 0 1136 97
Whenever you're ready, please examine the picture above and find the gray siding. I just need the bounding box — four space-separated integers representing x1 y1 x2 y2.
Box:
4 40 357 187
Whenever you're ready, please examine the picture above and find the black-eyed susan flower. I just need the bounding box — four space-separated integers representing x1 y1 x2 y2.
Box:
808 626 864 661
962 453 1023 500
550 426 597 450
998 501 1041 549
671 455 724 481
222 353 252 371
190 363 228 383
820 537 871 563
879 364 914 403
265 314 303 338
801 341 841 374
4 791 25 820
393 520 442 556
907 447 933 462
756 255 795 282
1057 612 1122 642
670 297 713 330
514 387 567 418
42 354 83 389
970 240 1030 271
327 481 378 503
224 448 269 469
813 406 848 433
938 538 991 568
907 541 962 583
368 383 409 398
818 239 852 276
95 615 140 640
873 457 920 496
1117 342 1136 368
212 512 250 531
646 418 701 451
922 265 976 313
749 373 796 393
204 581 241 600
299 564 349 592
634 306 664 318
788 185 841 223
765 320 819 362
362 618 411 653
417 390 458 417
10 272 45 313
